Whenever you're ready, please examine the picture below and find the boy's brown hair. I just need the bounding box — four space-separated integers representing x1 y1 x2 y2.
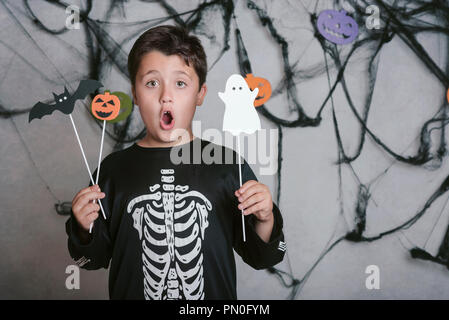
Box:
127 25 207 91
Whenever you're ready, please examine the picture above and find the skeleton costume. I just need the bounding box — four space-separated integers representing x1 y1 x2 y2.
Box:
66 137 285 299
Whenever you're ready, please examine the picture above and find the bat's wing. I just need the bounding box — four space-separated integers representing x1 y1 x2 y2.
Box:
28 101 57 123
71 79 103 101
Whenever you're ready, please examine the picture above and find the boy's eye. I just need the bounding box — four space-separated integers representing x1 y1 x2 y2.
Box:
146 80 159 87
176 81 186 88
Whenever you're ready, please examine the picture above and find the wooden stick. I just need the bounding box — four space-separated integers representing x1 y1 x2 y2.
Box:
69 115 107 234
89 120 107 233
237 134 246 242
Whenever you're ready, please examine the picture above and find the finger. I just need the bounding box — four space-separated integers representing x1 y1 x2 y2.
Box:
238 193 264 211
73 191 105 214
73 193 102 217
73 185 100 205
80 212 99 230
86 211 99 224
237 184 266 203
237 180 257 194
242 201 263 215
79 202 101 219
73 185 99 204
235 180 258 196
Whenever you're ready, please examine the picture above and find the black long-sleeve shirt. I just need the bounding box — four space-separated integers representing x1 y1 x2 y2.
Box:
65 137 285 299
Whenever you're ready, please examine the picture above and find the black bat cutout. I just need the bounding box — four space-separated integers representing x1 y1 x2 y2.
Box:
29 79 103 122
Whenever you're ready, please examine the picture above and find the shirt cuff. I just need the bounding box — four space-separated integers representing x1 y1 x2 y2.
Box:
246 202 284 249
66 210 95 249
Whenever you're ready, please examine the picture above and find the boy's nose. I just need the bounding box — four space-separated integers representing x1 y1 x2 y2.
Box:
160 85 173 104
161 96 172 104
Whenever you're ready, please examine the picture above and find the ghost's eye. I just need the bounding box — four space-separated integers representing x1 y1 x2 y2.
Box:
239 87 242 90
232 87 235 90
59 99 62 102
64 96 67 100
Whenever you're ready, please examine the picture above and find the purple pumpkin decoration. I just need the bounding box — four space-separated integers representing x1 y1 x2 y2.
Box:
317 9 358 45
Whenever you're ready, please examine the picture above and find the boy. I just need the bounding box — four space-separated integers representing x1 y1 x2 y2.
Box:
66 25 285 300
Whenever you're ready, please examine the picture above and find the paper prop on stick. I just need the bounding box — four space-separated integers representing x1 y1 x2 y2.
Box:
218 74 264 242
88 90 132 232
92 91 133 123
219 74 260 135
28 79 108 227
29 79 103 122
88 90 127 232
91 91 121 121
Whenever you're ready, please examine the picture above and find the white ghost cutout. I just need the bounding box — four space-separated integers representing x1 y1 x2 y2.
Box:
218 74 260 135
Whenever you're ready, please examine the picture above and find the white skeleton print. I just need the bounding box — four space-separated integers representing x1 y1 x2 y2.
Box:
126 169 213 300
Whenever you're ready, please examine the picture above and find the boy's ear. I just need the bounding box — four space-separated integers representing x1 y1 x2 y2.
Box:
196 83 207 107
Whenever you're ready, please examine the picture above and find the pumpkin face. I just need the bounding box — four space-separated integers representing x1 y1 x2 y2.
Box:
91 91 120 121
317 9 358 45
244 73 272 107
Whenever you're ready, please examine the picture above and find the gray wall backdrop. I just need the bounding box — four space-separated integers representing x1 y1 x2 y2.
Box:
1 0 449 299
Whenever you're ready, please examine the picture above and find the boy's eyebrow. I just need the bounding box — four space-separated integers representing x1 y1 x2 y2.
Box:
143 70 159 77
173 70 192 79
142 70 192 79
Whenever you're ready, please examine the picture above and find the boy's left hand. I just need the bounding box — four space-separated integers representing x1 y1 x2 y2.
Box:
235 180 273 222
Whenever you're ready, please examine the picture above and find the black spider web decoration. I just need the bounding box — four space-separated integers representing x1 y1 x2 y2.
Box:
1 0 449 299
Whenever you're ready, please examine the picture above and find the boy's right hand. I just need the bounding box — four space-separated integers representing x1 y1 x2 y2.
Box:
72 185 106 232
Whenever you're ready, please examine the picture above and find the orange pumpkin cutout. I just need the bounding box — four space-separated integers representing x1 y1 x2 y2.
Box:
244 73 272 107
91 91 120 121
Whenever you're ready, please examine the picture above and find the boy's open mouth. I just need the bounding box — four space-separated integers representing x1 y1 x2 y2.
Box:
160 109 175 130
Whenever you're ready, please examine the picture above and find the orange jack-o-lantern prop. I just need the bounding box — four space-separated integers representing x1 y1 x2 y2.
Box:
91 91 120 121
244 73 272 107
447 88 449 104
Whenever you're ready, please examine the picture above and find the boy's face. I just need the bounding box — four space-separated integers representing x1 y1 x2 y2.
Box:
132 50 207 145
